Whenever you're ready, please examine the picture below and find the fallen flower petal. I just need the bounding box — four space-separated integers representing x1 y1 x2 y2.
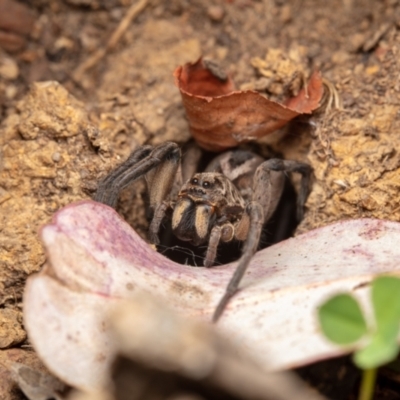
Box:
24 201 400 391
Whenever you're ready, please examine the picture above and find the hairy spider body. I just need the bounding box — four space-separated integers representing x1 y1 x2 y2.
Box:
95 142 312 322
172 171 245 246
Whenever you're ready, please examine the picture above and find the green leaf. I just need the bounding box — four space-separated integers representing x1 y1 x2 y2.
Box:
354 335 400 369
318 293 368 345
354 276 400 369
372 276 400 343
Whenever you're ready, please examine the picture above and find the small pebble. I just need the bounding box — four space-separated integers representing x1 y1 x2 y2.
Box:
0 56 19 80
5 84 17 99
280 5 292 23
52 152 61 163
207 5 224 22
110 7 123 21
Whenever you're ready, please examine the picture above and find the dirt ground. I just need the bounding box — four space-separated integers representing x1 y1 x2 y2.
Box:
2 0 400 398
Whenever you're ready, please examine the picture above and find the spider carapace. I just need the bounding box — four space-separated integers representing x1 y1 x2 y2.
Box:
94 142 312 322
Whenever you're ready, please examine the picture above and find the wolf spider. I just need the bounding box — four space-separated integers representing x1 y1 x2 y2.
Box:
94 142 312 322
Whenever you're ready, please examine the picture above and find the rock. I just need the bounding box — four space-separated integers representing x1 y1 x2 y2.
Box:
0 309 26 349
207 6 225 22
17 81 92 140
0 349 46 400
0 54 19 80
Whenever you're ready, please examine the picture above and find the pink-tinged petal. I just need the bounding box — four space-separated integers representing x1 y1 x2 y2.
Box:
24 201 400 391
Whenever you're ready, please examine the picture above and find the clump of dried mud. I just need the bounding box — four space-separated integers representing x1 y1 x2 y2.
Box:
299 40 400 232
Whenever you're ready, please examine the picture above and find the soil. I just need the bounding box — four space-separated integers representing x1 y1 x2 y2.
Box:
1 0 400 398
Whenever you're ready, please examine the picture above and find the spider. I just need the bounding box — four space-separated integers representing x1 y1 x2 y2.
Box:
94 142 312 322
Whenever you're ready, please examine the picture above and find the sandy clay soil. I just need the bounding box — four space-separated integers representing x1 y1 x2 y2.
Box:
2 0 400 398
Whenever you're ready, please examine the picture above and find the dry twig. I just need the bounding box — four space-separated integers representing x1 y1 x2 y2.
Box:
72 0 148 83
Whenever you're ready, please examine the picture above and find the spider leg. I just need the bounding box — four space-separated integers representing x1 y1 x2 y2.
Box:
162 143 202 213
212 161 276 322
205 222 235 267
212 158 311 322
212 202 264 322
94 142 181 209
262 158 312 221
148 201 170 245
94 145 152 207
181 142 202 182
205 225 222 267
146 144 181 210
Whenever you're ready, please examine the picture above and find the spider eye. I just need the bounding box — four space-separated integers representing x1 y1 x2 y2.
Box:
202 181 211 188
191 178 198 184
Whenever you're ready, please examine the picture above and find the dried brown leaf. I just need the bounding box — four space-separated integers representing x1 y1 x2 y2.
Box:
174 58 324 151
